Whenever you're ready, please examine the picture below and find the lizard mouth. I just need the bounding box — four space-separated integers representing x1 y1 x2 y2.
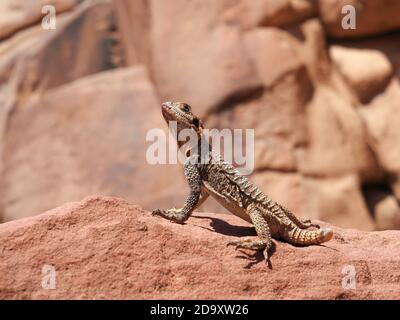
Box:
161 102 191 126
161 102 175 122
161 102 197 137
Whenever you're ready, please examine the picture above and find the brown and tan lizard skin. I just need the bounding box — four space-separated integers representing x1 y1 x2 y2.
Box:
152 101 333 260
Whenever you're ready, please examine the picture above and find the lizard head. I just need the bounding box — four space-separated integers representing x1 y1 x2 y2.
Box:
161 101 204 136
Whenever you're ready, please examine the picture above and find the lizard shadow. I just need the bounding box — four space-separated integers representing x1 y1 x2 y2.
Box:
236 246 275 270
192 215 275 268
192 215 256 237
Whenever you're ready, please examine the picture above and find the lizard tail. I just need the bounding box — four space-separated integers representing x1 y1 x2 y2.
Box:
286 227 333 246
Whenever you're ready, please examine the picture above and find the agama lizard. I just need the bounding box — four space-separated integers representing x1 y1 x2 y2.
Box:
152 101 333 260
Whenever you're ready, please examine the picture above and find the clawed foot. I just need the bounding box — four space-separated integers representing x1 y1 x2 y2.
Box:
227 237 270 261
152 208 167 216
302 219 320 229
152 208 185 224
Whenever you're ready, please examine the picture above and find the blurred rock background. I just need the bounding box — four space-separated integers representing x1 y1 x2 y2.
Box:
0 0 399 231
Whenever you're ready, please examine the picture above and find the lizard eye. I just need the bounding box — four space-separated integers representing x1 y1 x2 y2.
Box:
182 104 190 113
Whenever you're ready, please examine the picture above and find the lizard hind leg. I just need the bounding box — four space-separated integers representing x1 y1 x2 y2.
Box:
227 206 272 261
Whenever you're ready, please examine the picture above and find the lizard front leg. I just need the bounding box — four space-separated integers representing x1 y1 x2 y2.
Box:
227 205 273 261
152 161 204 224
167 189 209 215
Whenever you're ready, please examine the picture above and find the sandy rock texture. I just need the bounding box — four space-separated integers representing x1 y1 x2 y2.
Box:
0 0 77 40
318 0 400 38
0 196 399 299
0 0 400 233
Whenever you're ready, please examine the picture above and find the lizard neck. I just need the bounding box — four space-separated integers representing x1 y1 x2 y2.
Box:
174 127 205 149
177 132 212 161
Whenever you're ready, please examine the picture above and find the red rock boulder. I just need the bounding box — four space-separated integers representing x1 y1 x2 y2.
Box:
0 196 399 299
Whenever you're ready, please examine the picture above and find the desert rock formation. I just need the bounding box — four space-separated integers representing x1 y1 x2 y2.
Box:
1 196 399 299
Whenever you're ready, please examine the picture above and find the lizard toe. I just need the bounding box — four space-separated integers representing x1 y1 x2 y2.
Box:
226 239 247 249
152 209 165 216
226 240 239 247
262 248 270 262
302 219 320 229
227 238 267 251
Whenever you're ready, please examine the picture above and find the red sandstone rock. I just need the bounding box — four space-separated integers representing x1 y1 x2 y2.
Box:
0 0 77 40
0 0 120 158
298 87 378 179
0 196 399 299
112 0 150 67
243 27 305 88
318 0 400 38
330 45 393 103
223 0 316 29
364 188 400 231
361 79 400 175
1 67 187 222
148 0 261 115
253 173 375 231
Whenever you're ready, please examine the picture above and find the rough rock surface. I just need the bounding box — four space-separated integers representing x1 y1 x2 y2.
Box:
364 188 400 231
253 173 375 231
0 0 77 40
0 196 399 299
330 45 393 103
243 28 305 88
0 0 120 163
149 0 261 115
223 0 316 30
112 0 150 66
318 0 400 38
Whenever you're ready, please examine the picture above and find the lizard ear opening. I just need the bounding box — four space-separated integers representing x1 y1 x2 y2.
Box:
185 148 191 158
